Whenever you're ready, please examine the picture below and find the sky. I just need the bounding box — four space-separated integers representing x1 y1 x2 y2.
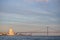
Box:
0 0 60 32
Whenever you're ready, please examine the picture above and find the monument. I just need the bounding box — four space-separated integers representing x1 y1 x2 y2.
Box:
7 27 15 35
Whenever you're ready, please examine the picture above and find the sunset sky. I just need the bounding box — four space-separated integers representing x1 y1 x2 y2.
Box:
0 0 60 32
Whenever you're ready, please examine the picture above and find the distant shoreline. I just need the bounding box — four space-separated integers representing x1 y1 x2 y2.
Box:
0 35 60 37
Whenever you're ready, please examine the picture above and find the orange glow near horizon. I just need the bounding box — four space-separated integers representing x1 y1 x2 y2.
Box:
7 28 15 35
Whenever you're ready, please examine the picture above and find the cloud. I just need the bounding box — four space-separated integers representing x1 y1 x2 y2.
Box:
0 9 59 25
0 0 59 25
24 0 48 3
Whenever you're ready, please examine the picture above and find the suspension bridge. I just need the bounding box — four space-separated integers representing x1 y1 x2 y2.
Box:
16 27 60 36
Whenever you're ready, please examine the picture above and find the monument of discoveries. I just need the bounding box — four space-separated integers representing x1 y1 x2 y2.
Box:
7 28 15 35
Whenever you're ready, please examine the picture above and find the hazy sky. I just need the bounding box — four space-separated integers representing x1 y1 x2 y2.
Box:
0 0 60 32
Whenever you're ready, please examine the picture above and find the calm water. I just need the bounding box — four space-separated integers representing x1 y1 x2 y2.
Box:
0 36 60 40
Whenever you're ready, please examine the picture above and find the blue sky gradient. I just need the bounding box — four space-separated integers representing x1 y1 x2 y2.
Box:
0 0 60 32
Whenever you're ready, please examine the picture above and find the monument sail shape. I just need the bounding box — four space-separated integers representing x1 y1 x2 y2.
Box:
7 28 15 35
